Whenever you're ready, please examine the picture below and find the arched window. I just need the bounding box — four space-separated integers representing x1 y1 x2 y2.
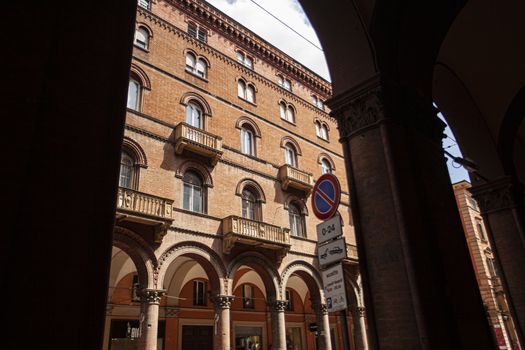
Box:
315 121 321 137
185 52 196 72
241 125 255 156
237 79 256 103
182 171 205 213
196 58 207 78
284 143 298 167
119 151 135 188
279 101 295 123
279 102 287 120
185 52 208 79
321 159 332 174
127 78 141 111
320 124 328 140
289 202 305 237
134 27 149 49
185 102 203 129
237 80 246 98
242 188 258 220
246 84 255 103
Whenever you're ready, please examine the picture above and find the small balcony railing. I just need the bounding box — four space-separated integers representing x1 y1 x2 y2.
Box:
278 164 313 194
174 122 223 165
116 187 174 242
222 216 290 257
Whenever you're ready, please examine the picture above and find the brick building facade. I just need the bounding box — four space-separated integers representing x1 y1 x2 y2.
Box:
453 181 521 350
104 1 365 349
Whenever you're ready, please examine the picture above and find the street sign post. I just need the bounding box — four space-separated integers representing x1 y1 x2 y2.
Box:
322 263 347 313
318 237 347 267
312 173 341 220
316 214 343 244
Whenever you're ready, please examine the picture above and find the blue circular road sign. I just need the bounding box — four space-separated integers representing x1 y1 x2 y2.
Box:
311 174 341 220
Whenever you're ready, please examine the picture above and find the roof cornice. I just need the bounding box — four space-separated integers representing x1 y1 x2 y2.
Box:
166 0 332 97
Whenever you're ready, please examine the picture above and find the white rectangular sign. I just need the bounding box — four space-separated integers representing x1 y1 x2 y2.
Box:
318 237 346 266
316 215 343 244
322 263 347 312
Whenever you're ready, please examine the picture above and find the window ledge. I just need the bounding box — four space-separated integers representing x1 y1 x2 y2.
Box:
317 136 330 143
185 69 209 83
133 44 150 53
238 96 257 107
290 235 315 243
280 117 296 126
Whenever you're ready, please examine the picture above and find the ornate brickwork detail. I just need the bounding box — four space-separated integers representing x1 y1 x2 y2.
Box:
470 178 521 214
140 289 165 304
212 295 234 309
165 307 181 318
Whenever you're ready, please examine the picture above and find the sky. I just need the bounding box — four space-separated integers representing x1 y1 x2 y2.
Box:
205 0 469 183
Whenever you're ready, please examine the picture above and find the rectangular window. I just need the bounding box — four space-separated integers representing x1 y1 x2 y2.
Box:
243 285 254 309
131 274 140 302
193 280 206 306
188 23 207 43
285 289 293 311
138 0 150 9
476 219 487 241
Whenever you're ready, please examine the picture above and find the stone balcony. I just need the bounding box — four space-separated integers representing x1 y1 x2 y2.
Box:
278 164 313 194
222 215 291 261
174 122 223 165
116 187 174 243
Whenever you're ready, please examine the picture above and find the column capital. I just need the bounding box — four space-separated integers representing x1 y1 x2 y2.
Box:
212 295 234 309
140 289 165 304
311 302 329 315
357 306 366 317
469 177 523 214
270 299 288 312
327 76 444 143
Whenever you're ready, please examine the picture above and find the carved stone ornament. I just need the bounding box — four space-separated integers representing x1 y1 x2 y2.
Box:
333 87 384 140
212 295 234 309
271 300 289 312
470 177 521 214
140 289 166 304
357 306 366 317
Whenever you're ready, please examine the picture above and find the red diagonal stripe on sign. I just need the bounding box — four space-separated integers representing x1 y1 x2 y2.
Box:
317 185 335 208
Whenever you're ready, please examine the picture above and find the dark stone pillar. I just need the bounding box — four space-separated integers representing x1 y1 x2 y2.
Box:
327 76 494 349
3 1 136 349
470 177 525 346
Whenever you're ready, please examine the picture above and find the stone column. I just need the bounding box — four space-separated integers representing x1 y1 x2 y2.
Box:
314 304 332 350
470 177 525 346
327 77 494 349
139 289 165 350
270 300 287 350
212 295 233 350
356 307 369 350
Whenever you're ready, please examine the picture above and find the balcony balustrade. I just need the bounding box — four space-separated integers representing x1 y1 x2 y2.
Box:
222 215 290 260
174 122 223 165
346 243 359 261
116 187 174 242
278 164 313 194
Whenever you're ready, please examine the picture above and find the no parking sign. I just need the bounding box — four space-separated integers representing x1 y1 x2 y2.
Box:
311 174 341 220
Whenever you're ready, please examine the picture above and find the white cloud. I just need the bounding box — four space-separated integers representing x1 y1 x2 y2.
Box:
205 0 331 81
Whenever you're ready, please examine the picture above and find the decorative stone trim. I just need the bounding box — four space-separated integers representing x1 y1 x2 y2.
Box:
140 289 166 304
271 300 289 312
212 295 234 309
328 76 445 142
469 177 522 214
